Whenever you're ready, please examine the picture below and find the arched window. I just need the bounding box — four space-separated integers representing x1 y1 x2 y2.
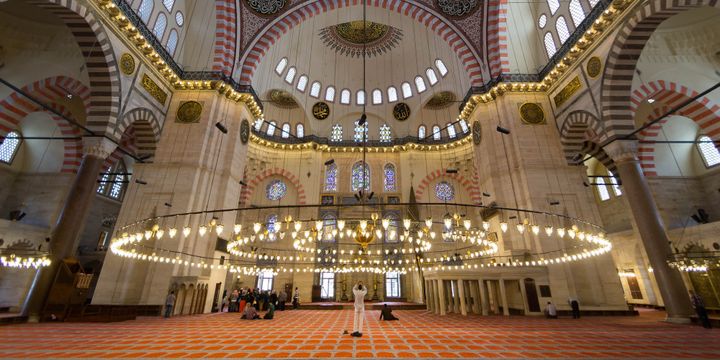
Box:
383 163 396 191
435 59 448 76
379 124 392 143
266 180 287 201
556 17 570 44
588 0 600 7
415 76 427 93
401 82 412 99
354 120 368 142
548 0 560 15
426 68 439 85
254 119 263 131
459 119 469 133
544 32 557 58
386 272 401 297
432 125 441 140
698 135 720 167
320 272 335 298
310 82 321 98
275 58 288 75
281 123 291 138
138 0 154 23
372 89 383 105
175 11 184 26
351 161 370 191
325 86 336 102
387 86 398 103
608 170 622 196
284 67 296 84
356 90 366 105
267 121 277 136
153 13 167 39
109 161 127 200
166 29 179 56
96 166 111 194
538 14 547 28
163 0 175 11
418 125 426 139
296 124 304 138
435 181 455 201
0 131 21 164
595 177 610 201
296 75 308 92
330 124 343 142
258 270 274 289
447 123 457 138
266 214 279 233
569 0 586 27
340 89 351 104
324 163 338 191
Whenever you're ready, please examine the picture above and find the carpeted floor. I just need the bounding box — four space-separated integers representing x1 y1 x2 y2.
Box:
0 309 717 359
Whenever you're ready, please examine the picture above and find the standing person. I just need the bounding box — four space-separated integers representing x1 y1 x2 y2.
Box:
239 288 247 313
270 290 278 309
278 290 287 311
544 301 557 319
569 298 580 319
222 293 229 313
690 290 712 329
351 281 368 337
230 289 239 312
164 291 176 318
293 287 300 309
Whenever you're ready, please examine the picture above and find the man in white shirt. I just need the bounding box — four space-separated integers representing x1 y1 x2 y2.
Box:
351 282 368 337
545 301 557 319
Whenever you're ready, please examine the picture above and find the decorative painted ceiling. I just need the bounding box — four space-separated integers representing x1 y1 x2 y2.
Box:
318 21 403 58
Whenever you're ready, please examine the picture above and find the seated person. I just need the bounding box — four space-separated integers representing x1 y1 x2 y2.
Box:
241 303 260 320
379 304 399 321
263 302 275 320
544 301 557 319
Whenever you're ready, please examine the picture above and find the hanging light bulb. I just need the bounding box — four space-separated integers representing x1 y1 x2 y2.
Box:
516 223 525 234
500 222 508 233
482 221 490 231
568 227 576 239
463 219 471 230
199 226 207 237
315 220 323 231
168 227 178 238
216 224 224 236
234 224 242 234
545 226 554 236
293 221 302 232
382 218 390 230
425 217 433 228
557 227 566 238
182 227 191 237
156 229 165 239
443 215 453 230
337 220 345 231
403 218 411 230
578 232 586 241
360 220 368 231
375 229 383 239
253 223 262 234
531 225 540 235
430 231 436 240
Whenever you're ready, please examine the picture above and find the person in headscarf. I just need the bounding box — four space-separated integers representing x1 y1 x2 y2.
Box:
242 302 259 320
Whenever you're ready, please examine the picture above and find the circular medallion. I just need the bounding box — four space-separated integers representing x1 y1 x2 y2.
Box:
120 53 136 75
176 101 203 123
312 102 330 120
393 103 411 121
244 0 287 16
435 0 480 18
586 56 602 78
519 103 546 125
472 121 482 145
240 119 250 144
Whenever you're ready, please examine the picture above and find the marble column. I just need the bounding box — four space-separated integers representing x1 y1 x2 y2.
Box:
605 142 693 322
479 280 489 315
437 279 446 315
425 280 433 312
458 279 467 315
22 138 115 321
499 279 510 316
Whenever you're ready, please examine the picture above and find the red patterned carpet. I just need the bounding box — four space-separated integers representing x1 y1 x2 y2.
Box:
0 309 717 359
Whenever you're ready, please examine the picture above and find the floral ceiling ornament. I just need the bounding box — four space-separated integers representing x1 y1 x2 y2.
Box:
244 0 287 16
435 0 480 18
319 21 403 58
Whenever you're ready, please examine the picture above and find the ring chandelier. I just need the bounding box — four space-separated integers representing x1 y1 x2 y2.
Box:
109 203 612 275
0 253 51 269
667 252 720 273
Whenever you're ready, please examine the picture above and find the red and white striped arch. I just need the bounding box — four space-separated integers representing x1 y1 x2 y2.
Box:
213 0 237 77
632 80 720 176
414 168 481 204
236 0 484 86
486 0 509 78
239 167 307 205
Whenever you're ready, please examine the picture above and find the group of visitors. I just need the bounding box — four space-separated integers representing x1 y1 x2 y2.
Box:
543 298 580 319
223 288 288 318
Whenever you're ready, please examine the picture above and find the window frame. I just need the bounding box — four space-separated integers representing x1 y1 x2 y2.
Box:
697 135 720 168
320 272 335 299
0 131 22 165
385 272 401 298
275 58 288 75
257 271 274 292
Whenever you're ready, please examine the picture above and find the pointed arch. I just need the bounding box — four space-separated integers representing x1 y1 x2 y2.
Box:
239 167 307 205
415 168 481 204
558 110 607 165
213 0 238 77
116 108 162 160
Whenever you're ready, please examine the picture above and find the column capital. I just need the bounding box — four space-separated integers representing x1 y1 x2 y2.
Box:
604 140 639 164
82 137 116 159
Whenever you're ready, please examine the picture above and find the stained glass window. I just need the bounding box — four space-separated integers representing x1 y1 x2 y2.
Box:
330 124 342 142
418 125 426 139
351 161 370 191
96 166 111 194
281 123 290 138
324 163 338 191
426 68 438 85
153 13 167 39
447 123 457 138
435 59 448 76
354 120 368 143
432 126 441 140
108 161 127 200
698 135 720 167
384 163 396 191
266 180 287 201
266 214 278 233
296 124 304 138
0 131 21 164
310 82 321 97
435 181 455 201
379 124 392 143
387 86 398 102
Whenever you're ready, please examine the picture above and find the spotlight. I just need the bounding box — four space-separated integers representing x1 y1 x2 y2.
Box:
496 126 510 135
354 194 361 201
446 168 458 174
482 192 491 197
324 159 335 166
572 153 583 162
164 202 173 207
549 200 560 206
647 99 655 104
368 192 375 200
582 181 589 187
239 180 247 186
135 179 148 185
215 122 228 134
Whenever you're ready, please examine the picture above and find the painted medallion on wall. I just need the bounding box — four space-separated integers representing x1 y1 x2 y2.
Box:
176 101 203 123
319 21 403 58
425 91 456 110
141 74 167 105
435 0 480 18
586 56 602 78
244 0 287 16
120 53 136 75
472 121 482 145
240 119 250 144
393 103 411 121
519 103 546 125
312 102 330 120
